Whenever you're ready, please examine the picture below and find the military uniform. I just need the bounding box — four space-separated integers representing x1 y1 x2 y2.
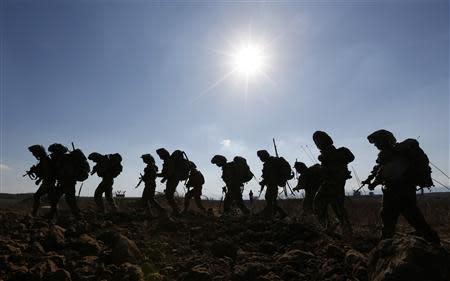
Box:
364 130 440 243
141 157 165 214
27 145 56 217
184 167 206 212
257 150 287 218
89 153 118 213
313 131 353 232
48 144 80 219
157 148 181 215
294 163 322 215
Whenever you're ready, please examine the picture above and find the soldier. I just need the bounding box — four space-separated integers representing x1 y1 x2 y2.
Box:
257 150 288 218
157 148 190 215
138 154 166 215
88 152 122 213
183 161 206 213
313 131 354 233
249 190 254 206
293 161 322 215
26 145 55 217
211 155 250 215
362 129 440 243
47 143 82 219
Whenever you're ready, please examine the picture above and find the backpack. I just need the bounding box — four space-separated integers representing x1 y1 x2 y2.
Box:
336 147 355 164
233 156 254 184
69 149 90 182
107 153 123 178
188 170 205 187
171 150 190 181
396 139 433 188
273 157 294 186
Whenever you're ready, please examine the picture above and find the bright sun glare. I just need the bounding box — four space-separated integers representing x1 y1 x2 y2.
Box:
231 43 266 78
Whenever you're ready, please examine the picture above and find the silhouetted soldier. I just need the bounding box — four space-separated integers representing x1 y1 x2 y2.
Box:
48 143 88 219
183 161 206 213
362 129 440 243
139 154 166 215
257 150 289 218
88 152 122 213
211 155 250 215
249 190 254 206
157 148 190 215
313 131 354 233
293 161 322 215
26 145 55 217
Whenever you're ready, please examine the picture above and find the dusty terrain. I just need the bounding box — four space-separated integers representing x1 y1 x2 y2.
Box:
0 193 449 281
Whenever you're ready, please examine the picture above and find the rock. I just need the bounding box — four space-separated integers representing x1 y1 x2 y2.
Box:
275 249 316 267
257 272 282 281
211 238 237 260
76 234 101 255
31 241 45 255
46 269 72 281
184 265 212 281
44 225 66 251
30 259 59 279
233 262 270 281
111 234 143 264
73 256 98 280
368 236 450 281
111 263 144 281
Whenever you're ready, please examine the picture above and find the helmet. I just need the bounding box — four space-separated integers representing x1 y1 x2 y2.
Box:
141 154 155 163
48 143 68 154
367 129 396 147
88 152 103 162
28 145 46 157
294 161 307 173
211 155 227 166
313 131 333 148
256 150 270 160
156 148 170 159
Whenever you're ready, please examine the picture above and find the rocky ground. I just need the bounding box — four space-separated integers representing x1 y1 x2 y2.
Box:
0 195 450 281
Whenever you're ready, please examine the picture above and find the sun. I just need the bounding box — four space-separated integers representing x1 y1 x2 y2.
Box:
231 43 267 79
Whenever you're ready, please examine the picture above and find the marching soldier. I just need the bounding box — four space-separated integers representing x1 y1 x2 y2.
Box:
363 129 440 243
138 154 166 215
293 161 322 215
313 131 354 233
211 155 250 215
183 161 206 213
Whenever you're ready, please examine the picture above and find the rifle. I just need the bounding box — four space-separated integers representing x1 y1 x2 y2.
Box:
273 138 295 197
77 182 84 197
135 173 144 189
355 183 366 193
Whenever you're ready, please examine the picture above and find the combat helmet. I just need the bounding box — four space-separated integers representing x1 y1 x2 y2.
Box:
48 143 68 154
88 152 104 162
313 131 334 149
256 150 270 161
294 161 307 173
367 129 397 148
156 148 170 160
211 155 227 166
141 154 155 164
28 145 47 158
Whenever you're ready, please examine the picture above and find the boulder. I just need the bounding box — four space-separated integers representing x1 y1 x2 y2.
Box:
275 249 316 267
111 234 143 264
44 225 66 251
211 238 237 260
184 265 212 281
76 234 101 256
368 236 450 281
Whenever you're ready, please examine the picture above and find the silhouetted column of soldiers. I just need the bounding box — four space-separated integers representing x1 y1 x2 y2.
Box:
24 129 440 244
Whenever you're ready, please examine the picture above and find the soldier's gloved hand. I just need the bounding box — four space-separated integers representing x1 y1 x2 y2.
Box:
361 179 370 186
368 183 375 191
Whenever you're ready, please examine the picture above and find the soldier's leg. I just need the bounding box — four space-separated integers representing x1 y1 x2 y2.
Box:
223 192 232 214
32 182 50 216
94 180 106 212
303 193 314 214
232 187 249 215
314 186 330 227
104 178 117 211
184 189 194 212
165 178 180 214
141 186 150 210
194 188 206 211
330 197 352 233
63 181 80 218
48 184 63 218
400 192 440 243
380 191 400 239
